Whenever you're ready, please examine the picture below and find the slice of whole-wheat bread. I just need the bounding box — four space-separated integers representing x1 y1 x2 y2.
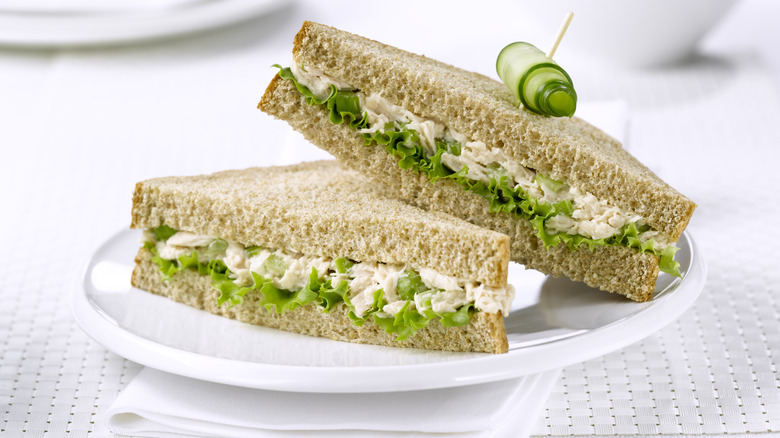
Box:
132 248 508 354
258 21 696 302
132 161 510 287
130 161 511 353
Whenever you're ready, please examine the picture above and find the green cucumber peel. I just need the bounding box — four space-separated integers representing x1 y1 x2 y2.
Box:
496 42 577 117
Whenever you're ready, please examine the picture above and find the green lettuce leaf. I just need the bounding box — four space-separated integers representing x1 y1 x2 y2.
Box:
396 271 428 301
257 280 318 314
275 65 368 130
147 243 319 310
373 301 431 341
659 245 681 277
373 296 474 341
335 257 354 274
145 227 480 340
438 303 475 327
535 174 567 193
344 288 385 326
274 64 334 106
275 68 683 277
212 261 254 307
149 247 204 281
316 279 348 313
150 254 180 281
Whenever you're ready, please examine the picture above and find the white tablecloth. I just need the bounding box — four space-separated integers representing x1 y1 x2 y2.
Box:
2 0 780 436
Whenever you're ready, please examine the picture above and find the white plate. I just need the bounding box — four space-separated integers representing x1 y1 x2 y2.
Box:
0 0 287 48
72 229 705 393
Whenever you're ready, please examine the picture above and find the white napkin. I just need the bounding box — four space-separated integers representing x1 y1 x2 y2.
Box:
106 367 560 438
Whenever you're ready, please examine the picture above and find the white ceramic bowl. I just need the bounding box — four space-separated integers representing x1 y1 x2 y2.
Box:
518 0 738 68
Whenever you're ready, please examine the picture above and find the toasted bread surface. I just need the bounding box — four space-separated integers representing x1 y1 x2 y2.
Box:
132 248 509 354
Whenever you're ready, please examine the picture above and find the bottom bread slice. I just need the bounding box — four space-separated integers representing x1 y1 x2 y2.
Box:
131 248 509 354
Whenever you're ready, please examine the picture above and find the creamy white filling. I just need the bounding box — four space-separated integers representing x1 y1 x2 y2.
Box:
146 232 514 316
290 64 354 100
289 66 667 246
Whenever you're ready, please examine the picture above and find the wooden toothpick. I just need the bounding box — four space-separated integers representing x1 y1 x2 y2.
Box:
547 11 574 59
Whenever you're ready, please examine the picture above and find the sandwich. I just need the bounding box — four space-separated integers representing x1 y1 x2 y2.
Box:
130 161 514 353
258 21 696 302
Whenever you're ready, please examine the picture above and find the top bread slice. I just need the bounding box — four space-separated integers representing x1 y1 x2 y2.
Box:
257 21 696 301
131 160 510 288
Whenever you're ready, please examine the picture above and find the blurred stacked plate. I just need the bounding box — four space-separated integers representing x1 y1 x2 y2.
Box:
0 0 287 47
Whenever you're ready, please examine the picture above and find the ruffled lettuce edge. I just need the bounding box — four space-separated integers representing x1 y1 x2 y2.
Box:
275 66 681 277
142 228 476 342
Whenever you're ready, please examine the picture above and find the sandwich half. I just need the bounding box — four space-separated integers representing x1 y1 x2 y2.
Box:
258 21 696 302
130 161 513 353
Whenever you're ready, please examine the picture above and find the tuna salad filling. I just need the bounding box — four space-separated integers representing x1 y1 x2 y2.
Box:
142 225 515 341
278 64 681 277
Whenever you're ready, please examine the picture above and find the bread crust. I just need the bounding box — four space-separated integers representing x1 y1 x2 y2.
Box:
261 76 658 302
132 248 508 354
131 161 510 288
258 21 698 301
271 21 696 241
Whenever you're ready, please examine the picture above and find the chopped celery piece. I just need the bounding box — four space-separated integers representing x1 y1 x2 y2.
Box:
245 245 263 258
207 238 228 256
263 254 286 276
536 174 567 193
335 257 354 274
151 225 178 241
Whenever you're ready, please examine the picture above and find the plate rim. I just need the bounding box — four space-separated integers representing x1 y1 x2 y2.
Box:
0 0 288 47
71 228 706 393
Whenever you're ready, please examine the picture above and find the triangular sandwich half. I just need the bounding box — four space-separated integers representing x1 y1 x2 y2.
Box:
130 161 513 353
258 21 696 302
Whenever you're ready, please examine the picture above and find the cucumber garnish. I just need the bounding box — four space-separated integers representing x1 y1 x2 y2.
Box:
496 41 577 117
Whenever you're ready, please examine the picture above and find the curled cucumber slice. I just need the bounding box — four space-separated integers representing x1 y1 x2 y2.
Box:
496 42 577 117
